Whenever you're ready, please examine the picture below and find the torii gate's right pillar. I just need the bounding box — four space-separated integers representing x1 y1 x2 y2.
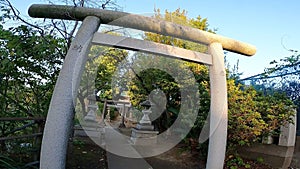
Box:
207 42 228 169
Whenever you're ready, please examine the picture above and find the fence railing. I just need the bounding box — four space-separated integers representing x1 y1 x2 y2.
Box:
0 117 45 166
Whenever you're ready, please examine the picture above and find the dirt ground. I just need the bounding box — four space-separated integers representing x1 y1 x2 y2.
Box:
65 136 274 169
66 136 203 169
145 145 206 169
66 137 107 169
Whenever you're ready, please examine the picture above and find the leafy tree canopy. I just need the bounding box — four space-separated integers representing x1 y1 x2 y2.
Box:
125 8 296 152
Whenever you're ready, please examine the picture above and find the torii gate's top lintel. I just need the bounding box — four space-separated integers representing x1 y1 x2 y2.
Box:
28 4 256 56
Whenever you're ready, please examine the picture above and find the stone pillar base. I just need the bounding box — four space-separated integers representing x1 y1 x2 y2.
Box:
130 128 159 145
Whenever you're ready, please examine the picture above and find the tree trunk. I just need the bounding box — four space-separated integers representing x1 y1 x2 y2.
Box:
78 95 87 116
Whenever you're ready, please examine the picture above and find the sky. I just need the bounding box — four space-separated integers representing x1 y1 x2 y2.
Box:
9 0 300 78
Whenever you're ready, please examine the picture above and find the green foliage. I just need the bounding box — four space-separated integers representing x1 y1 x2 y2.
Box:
237 53 300 158
110 110 119 120
256 157 264 163
0 24 65 137
73 139 85 147
127 55 193 131
127 8 211 135
0 24 65 166
145 8 213 52
0 24 65 118
266 55 300 118
244 53 300 118
225 154 251 169
0 1 120 166
127 8 296 161
227 80 267 146
0 24 65 129
0 155 39 168
0 154 16 169
227 79 295 147
76 41 128 116
94 47 128 99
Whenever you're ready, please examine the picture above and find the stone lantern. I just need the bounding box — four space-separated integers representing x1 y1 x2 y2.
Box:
130 100 159 145
84 94 98 123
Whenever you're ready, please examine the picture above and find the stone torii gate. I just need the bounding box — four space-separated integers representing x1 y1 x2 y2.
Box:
28 4 256 169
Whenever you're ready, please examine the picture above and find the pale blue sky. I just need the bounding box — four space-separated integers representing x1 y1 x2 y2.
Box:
10 0 300 78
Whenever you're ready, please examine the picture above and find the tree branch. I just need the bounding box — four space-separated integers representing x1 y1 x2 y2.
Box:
4 0 45 34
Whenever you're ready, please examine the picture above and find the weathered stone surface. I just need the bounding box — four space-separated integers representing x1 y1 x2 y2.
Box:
84 109 97 122
131 128 158 138
131 137 158 145
205 43 228 169
39 16 101 169
131 128 159 145
28 4 256 56
74 126 103 138
239 143 295 169
135 123 154 131
279 114 297 147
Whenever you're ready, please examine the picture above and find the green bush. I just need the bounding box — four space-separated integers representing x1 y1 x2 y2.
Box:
225 154 250 169
227 79 295 148
0 154 38 169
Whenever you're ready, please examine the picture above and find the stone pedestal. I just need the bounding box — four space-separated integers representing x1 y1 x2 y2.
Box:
79 95 103 138
131 128 159 145
84 105 98 122
135 123 154 131
76 104 102 138
74 123 103 138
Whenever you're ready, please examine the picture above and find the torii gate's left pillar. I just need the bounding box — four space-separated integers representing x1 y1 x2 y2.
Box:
40 16 100 169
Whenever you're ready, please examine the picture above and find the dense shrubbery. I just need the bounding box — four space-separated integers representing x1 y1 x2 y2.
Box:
0 24 64 168
125 8 296 150
227 79 295 147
